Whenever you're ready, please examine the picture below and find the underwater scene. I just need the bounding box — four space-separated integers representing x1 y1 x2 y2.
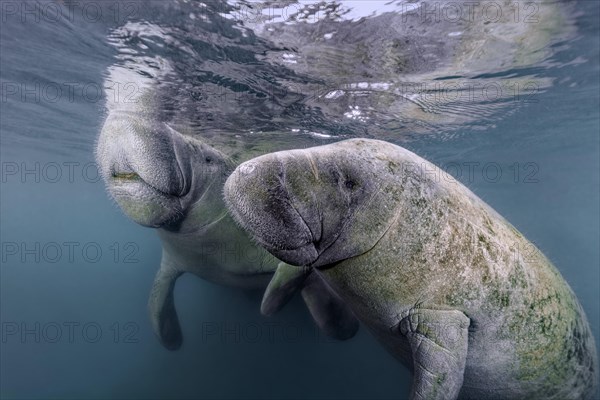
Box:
1 0 599 399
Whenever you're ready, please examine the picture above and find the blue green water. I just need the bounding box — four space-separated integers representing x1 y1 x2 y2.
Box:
1 1 598 398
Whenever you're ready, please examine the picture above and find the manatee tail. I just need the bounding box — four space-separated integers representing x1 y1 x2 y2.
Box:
148 252 183 351
261 263 359 341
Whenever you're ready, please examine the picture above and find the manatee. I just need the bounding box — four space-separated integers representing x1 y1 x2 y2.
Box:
95 114 358 350
223 138 598 399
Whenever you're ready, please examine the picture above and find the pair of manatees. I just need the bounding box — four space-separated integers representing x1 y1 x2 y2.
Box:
223 139 598 400
96 116 359 350
98 121 597 398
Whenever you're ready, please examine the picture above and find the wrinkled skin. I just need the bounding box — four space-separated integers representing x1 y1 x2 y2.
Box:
96 113 358 350
224 138 598 400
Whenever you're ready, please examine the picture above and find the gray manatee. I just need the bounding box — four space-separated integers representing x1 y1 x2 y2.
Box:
95 113 358 350
224 138 598 399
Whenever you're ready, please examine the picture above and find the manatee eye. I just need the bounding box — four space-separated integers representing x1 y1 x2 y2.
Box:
205 157 212 163
345 180 356 190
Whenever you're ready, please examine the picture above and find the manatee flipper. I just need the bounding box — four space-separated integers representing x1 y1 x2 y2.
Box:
261 262 310 316
148 252 183 351
300 272 359 340
399 309 470 400
261 263 359 340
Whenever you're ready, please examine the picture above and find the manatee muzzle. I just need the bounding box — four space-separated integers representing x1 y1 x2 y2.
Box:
97 115 191 228
109 170 183 228
225 156 320 266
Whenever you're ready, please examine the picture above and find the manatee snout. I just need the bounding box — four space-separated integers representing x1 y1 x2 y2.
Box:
224 154 319 266
96 113 190 228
